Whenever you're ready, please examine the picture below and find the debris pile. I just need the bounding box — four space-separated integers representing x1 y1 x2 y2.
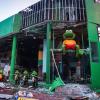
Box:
15 87 70 100
0 82 99 100
55 84 99 100
0 82 15 99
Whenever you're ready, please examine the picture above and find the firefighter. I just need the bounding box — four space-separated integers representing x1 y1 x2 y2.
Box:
15 70 20 84
31 71 38 87
20 70 29 86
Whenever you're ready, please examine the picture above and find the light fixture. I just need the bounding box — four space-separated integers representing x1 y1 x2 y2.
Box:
33 37 36 39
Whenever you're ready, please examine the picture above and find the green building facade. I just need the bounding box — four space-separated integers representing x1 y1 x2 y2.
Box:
85 0 100 89
0 0 100 89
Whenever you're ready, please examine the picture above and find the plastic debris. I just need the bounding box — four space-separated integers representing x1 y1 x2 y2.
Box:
0 82 5 88
49 77 65 91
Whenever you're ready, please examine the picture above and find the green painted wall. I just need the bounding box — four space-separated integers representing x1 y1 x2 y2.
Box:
85 0 100 88
85 0 100 24
13 14 22 33
87 23 100 88
0 13 21 38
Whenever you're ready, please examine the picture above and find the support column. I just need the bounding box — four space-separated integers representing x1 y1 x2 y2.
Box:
46 22 51 84
43 39 47 73
9 35 17 83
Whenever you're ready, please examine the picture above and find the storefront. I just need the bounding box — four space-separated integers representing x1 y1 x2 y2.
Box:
0 0 100 89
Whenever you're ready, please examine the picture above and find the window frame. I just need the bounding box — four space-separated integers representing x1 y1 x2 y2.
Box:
94 0 100 3
90 42 99 62
97 25 100 41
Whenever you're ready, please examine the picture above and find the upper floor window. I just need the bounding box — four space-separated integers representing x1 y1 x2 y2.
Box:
97 26 100 41
90 42 99 62
95 0 100 3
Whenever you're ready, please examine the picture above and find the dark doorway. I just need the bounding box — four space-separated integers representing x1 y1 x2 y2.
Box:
17 37 39 72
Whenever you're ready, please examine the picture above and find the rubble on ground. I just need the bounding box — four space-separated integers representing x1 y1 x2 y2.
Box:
14 84 100 100
55 83 99 100
0 82 100 100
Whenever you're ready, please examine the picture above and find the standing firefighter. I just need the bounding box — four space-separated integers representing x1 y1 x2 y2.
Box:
23 70 29 85
31 71 38 87
15 70 20 84
3 63 10 81
20 70 29 86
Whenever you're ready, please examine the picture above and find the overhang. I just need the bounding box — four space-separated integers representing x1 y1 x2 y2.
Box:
0 13 21 38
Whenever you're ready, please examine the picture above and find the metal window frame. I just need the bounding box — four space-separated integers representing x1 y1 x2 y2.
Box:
21 0 86 29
